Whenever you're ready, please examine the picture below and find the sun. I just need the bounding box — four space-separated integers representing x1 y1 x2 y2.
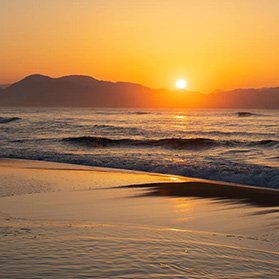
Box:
176 79 187 89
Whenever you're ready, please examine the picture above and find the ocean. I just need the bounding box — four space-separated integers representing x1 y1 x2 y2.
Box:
1 107 279 279
0 107 278 189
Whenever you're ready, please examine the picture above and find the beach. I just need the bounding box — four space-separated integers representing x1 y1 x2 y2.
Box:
1 0 278 276
1 158 279 278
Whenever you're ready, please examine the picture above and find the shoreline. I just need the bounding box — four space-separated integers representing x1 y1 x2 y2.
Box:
1 158 279 277
1 157 278 204
0 158 279 232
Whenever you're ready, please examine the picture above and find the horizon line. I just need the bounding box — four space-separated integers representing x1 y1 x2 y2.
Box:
1 73 279 94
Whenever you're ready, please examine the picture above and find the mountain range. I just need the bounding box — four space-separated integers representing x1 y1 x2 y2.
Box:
0 74 278 108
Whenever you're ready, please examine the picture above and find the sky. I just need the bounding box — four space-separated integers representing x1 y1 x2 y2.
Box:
0 0 278 92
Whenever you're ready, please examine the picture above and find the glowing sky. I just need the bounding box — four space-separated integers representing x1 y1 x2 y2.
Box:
0 0 278 92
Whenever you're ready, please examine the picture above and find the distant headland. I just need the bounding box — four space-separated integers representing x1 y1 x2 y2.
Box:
0 74 278 108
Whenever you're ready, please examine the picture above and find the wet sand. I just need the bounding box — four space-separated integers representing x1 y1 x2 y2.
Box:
0 158 279 278
121 179 279 207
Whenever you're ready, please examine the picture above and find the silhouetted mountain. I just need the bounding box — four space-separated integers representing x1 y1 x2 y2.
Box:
0 74 278 108
0 75 150 107
205 87 279 109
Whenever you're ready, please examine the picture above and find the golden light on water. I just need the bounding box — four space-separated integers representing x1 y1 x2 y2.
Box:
173 115 186 119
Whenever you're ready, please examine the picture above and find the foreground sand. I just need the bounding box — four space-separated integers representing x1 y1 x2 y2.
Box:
0 158 279 278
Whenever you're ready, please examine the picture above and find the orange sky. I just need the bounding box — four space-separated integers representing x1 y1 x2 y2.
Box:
0 0 278 92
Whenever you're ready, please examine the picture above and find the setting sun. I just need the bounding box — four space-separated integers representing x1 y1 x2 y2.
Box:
0 1 278 277
176 79 187 89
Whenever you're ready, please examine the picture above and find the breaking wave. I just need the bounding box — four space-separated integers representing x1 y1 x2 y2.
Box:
0 117 21 124
62 136 279 150
236 111 260 117
3 151 279 189
63 137 216 149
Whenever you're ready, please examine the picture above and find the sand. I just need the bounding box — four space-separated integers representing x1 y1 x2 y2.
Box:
0 158 279 278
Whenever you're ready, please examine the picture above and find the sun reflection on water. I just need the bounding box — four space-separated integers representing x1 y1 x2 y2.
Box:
173 115 187 120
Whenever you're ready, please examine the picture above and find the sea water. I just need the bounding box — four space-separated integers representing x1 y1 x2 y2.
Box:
0 108 278 189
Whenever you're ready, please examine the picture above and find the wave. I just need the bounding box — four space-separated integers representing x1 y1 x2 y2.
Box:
3 154 279 189
131 111 150 115
63 136 216 149
236 111 260 117
92 110 151 115
256 139 279 147
63 136 279 150
185 130 277 137
93 124 138 131
93 124 118 129
0 117 21 124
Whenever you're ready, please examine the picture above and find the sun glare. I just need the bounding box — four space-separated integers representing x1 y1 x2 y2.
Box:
176 79 187 89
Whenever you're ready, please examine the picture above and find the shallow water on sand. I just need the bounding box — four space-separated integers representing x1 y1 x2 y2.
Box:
0 160 279 278
1 221 279 279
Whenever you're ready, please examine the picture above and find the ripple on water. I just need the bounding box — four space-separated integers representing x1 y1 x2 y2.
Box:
0 222 279 279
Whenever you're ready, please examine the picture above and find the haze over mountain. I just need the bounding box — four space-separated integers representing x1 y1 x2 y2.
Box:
0 74 278 108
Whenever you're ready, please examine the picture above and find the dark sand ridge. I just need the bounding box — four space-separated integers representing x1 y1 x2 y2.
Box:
118 180 279 207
